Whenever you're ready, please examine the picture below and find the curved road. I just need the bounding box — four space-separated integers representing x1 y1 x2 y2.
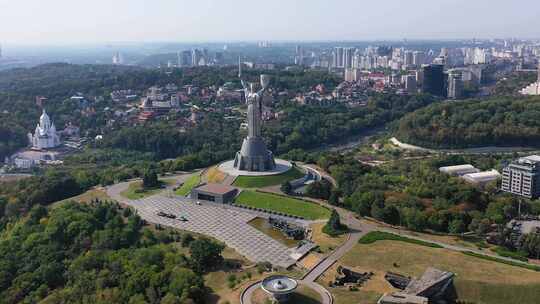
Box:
390 137 540 154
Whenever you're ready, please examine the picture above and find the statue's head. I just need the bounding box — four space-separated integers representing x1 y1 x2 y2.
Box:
260 74 270 90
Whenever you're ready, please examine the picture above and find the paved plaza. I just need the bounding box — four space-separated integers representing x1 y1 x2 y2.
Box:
117 191 302 268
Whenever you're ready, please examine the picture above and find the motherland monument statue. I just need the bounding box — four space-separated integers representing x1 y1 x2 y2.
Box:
233 57 276 172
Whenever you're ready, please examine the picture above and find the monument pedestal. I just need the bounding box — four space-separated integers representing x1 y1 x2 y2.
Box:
234 137 276 172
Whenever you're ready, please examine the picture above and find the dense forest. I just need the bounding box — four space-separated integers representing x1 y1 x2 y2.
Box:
0 200 224 303
394 96 540 149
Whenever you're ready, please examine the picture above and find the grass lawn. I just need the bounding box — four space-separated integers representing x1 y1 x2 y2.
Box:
175 174 201 196
335 240 540 304
233 166 305 188
491 246 529 262
358 231 443 248
310 222 348 254
235 190 331 220
120 179 175 200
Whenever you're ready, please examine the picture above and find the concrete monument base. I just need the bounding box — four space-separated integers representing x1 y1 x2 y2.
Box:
218 158 292 177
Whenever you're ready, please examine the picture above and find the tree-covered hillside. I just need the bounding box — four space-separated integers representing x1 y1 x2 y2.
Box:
0 201 220 304
394 96 540 149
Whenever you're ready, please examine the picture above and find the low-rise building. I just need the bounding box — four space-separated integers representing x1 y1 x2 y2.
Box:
190 183 238 204
439 164 480 176
461 169 501 187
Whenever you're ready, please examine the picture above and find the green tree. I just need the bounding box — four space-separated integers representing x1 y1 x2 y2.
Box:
143 168 159 189
189 238 225 272
323 209 347 236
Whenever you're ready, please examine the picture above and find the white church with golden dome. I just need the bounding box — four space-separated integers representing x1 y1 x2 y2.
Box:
28 109 61 149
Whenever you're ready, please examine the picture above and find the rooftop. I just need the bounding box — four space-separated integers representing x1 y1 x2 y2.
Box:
439 164 476 171
462 170 501 183
519 155 540 164
404 267 454 296
439 164 480 175
194 183 237 195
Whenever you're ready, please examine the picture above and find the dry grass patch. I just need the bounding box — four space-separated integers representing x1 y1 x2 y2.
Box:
318 263 394 296
338 241 540 304
298 253 322 270
206 166 227 183
51 188 112 208
324 287 381 304
310 222 348 254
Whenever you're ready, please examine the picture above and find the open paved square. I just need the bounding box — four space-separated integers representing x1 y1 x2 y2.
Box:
124 194 301 268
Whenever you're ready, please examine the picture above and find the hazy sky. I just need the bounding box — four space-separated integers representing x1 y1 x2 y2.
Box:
0 0 538 45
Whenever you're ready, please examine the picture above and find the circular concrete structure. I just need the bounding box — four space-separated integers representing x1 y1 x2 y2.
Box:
261 275 298 302
218 158 292 177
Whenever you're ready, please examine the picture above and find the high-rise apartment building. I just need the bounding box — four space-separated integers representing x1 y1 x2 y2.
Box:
333 47 344 68
343 47 355 68
447 70 464 99
413 51 425 67
502 155 540 199
404 50 414 67
178 50 192 67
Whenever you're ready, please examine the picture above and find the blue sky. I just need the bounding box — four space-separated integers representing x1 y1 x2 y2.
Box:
0 0 538 45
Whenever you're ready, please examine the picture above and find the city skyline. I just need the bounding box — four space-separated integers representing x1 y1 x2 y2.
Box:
1 0 539 45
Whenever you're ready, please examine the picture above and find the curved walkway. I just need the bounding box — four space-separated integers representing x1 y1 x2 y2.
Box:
240 201 372 304
240 280 332 304
390 137 539 154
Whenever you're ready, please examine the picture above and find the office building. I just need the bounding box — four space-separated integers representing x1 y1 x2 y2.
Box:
422 64 445 97
502 155 540 199
403 74 417 93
